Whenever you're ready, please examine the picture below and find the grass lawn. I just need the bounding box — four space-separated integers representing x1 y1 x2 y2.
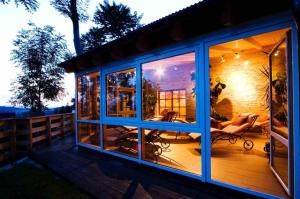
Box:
0 162 91 199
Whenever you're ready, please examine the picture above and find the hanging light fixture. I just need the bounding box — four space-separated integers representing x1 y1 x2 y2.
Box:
234 52 240 59
221 55 226 63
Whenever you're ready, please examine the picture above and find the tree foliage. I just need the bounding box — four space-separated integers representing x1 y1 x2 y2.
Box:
80 27 106 51
50 0 89 22
50 0 89 55
10 23 69 114
81 0 142 52
0 0 39 12
94 1 142 39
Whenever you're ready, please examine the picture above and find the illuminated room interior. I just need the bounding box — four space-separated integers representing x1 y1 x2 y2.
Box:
209 28 290 198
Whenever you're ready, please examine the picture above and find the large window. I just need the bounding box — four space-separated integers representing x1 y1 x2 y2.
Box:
141 129 201 175
106 68 136 118
142 52 196 123
103 124 138 158
209 28 290 198
78 122 100 147
77 72 100 120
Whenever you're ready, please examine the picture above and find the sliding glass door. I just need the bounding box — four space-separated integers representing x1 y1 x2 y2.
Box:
269 30 293 196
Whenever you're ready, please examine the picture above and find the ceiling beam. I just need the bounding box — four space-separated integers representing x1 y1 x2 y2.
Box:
210 45 236 53
242 37 263 50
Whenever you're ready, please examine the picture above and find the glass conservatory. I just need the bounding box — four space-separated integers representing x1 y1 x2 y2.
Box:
60 2 299 198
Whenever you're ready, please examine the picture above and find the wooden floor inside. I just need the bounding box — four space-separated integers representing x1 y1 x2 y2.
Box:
211 133 287 198
100 130 288 198
143 132 288 198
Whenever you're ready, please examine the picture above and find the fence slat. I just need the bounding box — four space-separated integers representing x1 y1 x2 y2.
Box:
50 122 62 128
0 141 11 150
32 134 47 143
28 118 33 153
31 117 47 123
51 130 62 137
49 115 61 120
0 131 11 139
32 126 47 134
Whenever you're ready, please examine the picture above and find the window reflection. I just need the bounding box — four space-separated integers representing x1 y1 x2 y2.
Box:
103 124 138 158
142 53 196 123
272 137 289 187
271 42 289 140
141 129 201 175
78 123 100 147
77 72 100 120
106 68 136 118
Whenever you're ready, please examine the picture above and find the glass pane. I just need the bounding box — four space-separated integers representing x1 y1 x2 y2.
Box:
209 28 290 198
165 91 172 99
173 99 179 107
106 68 136 118
179 90 186 98
160 92 165 99
166 100 172 107
78 123 100 147
180 108 186 116
180 99 186 106
103 124 138 158
271 41 289 140
272 137 289 187
142 52 196 123
159 100 165 108
173 107 179 113
141 129 201 175
77 72 100 120
173 90 179 98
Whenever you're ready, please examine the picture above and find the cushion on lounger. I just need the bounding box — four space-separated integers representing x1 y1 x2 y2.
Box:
231 116 247 125
222 123 250 134
247 114 259 124
273 117 284 127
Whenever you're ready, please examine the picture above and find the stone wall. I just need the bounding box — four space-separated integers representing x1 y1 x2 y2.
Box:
210 51 270 120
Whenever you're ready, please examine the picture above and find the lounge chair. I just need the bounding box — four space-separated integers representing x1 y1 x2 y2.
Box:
253 117 270 137
104 111 178 155
143 111 178 160
210 113 259 150
144 111 178 148
103 126 138 153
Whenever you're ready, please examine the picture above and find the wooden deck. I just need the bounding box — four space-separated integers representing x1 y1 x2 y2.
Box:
30 135 261 199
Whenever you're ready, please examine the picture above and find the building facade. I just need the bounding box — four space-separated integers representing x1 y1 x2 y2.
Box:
60 1 300 198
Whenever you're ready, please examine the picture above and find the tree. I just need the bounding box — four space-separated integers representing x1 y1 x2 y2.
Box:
10 23 69 114
94 1 142 39
81 0 142 51
80 27 106 51
50 0 89 55
0 0 39 12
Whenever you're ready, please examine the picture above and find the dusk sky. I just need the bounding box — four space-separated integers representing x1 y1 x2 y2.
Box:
0 0 200 108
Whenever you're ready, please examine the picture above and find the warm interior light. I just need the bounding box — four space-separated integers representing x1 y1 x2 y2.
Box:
156 68 165 77
234 53 240 59
227 71 257 101
244 60 249 66
274 50 280 56
221 55 226 63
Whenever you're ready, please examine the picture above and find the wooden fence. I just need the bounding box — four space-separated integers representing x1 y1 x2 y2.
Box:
0 113 74 164
0 119 16 164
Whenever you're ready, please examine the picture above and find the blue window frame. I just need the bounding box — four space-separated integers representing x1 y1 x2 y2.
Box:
74 12 299 199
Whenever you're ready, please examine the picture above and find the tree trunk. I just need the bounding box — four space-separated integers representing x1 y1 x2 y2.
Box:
70 0 82 55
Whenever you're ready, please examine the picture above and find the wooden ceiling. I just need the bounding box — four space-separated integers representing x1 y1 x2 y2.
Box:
209 28 290 57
